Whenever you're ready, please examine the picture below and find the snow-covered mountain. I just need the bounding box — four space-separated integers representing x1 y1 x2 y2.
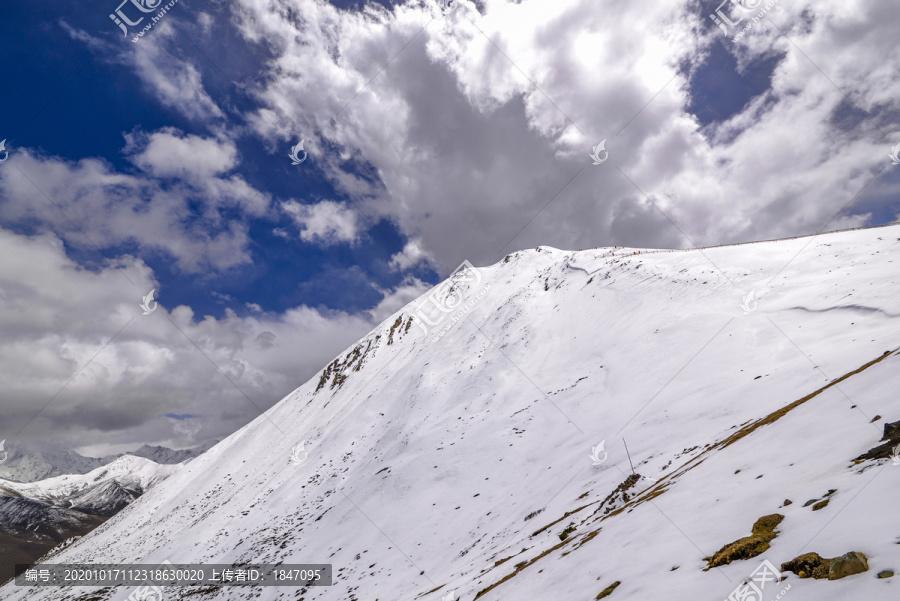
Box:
127 442 219 467
0 440 217 483
0 456 180 585
3 224 900 601
0 455 181 510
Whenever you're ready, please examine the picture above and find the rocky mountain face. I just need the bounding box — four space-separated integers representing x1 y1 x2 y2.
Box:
1 225 899 601
0 496 104 586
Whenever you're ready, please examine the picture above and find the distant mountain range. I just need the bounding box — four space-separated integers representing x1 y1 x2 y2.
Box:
0 440 218 483
0 442 217 584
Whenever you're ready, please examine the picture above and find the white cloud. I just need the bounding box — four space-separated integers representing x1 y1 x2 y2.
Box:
168 415 202 441
128 129 237 181
231 0 900 272
128 22 225 122
0 226 375 451
389 238 434 271
282 200 361 246
63 20 223 123
0 130 270 274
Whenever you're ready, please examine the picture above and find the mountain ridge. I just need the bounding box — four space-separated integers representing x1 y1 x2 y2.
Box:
0 440 218 484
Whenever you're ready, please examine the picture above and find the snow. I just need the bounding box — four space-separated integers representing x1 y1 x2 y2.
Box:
3 224 899 601
0 441 214 483
0 455 180 508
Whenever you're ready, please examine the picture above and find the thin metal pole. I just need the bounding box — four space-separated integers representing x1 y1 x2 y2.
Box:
623 438 635 475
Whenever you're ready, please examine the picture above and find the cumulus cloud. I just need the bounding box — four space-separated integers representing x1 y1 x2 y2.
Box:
0 130 270 274
128 129 238 181
0 226 375 454
389 238 435 271
282 200 361 245
231 0 900 272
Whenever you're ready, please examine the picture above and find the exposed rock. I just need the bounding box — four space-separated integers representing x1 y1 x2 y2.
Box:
781 551 869 580
829 552 868 580
781 552 829 579
855 419 900 462
801 490 836 511
705 514 784 568
588 474 641 519
0 497 104 585
782 499 792 506
882 420 900 441
558 524 576 541
596 580 621 599
877 570 894 579
68 480 142 518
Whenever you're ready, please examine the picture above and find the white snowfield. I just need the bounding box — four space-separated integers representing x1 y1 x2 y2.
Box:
4 225 899 601
0 456 180 508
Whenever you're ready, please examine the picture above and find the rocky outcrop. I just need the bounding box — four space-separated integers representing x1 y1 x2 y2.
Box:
854 419 900 462
781 551 869 580
705 514 783 568
0 496 104 585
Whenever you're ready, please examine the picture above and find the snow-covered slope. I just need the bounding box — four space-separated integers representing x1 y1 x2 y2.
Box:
4 225 900 601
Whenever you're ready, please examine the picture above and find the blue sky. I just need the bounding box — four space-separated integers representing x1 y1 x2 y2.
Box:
0 0 437 322
0 0 898 455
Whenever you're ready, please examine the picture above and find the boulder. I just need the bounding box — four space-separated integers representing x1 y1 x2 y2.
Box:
781 551 869 580
829 552 868 580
